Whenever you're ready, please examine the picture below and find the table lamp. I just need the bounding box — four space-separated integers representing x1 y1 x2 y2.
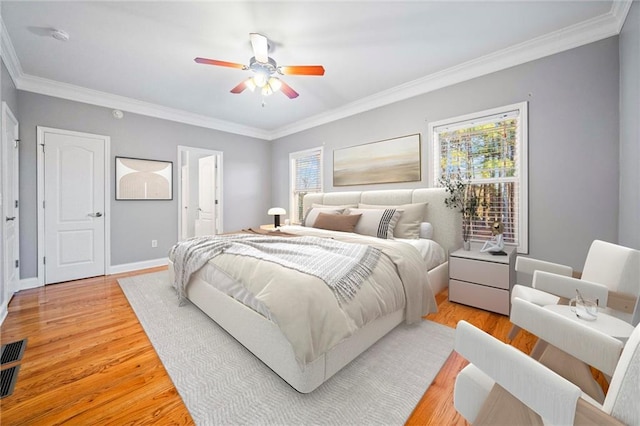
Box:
267 207 286 228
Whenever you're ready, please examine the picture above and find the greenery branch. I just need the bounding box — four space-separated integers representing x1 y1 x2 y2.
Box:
439 175 484 242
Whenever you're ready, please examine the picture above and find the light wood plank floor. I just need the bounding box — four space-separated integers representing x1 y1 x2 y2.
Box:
1 267 537 425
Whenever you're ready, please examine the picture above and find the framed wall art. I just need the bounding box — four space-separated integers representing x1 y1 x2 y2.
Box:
333 133 421 186
115 156 173 200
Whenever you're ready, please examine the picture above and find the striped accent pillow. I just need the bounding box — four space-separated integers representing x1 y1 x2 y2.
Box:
345 208 403 239
358 202 428 239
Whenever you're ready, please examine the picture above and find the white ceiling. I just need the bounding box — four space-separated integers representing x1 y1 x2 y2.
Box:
0 1 628 139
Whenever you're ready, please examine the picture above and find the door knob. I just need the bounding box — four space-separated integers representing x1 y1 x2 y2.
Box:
88 212 103 218
5 216 16 221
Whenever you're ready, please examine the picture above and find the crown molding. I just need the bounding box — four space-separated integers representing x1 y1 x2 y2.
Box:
16 75 271 140
611 0 633 33
0 17 23 85
1 3 631 142
271 3 625 139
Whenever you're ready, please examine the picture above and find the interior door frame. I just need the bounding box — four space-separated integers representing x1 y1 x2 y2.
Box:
177 145 223 240
36 126 111 286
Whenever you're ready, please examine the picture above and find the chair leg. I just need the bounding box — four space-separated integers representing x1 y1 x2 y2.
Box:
474 384 543 426
507 324 521 341
538 344 605 403
530 339 549 360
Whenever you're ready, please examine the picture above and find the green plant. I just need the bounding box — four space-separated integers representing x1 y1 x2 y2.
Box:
439 175 483 242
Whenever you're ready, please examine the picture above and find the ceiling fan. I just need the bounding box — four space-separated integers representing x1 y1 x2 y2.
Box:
195 33 325 100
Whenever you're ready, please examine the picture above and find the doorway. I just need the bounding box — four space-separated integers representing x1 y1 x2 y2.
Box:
37 127 111 285
177 146 223 240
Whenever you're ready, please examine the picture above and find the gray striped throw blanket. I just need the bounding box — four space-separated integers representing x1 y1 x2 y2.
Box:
169 234 381 305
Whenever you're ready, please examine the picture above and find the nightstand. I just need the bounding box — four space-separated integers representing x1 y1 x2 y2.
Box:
448 244 516 315
259 224 276 230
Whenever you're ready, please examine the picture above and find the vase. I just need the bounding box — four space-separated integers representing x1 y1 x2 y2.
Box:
463 240 471 251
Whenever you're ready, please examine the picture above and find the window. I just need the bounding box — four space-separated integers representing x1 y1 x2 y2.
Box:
430 102 528 252
290 147 323 224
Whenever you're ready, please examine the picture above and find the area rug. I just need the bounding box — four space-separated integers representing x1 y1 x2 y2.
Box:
118 271 454 425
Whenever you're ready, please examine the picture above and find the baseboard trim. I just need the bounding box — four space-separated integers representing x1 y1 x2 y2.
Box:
109 258 168 275
0 306 7 325
18 277 41 291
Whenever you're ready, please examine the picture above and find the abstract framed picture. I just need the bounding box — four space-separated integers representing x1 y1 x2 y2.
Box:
115 156 173 200
333 133 421 186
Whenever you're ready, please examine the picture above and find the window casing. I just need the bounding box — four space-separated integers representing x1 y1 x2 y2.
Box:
430 102 528 253
290 147 323 224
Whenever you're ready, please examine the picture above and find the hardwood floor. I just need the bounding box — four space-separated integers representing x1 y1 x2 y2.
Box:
1 267 537 425
406 290 537 425
0 267 192 425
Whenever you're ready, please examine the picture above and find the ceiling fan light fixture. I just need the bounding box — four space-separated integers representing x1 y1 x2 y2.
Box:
267 77 282 93
253 71 268 88
196 33 323 101
245 78 256 92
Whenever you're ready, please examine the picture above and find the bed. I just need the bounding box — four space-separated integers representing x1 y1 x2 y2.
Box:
168 188 462 393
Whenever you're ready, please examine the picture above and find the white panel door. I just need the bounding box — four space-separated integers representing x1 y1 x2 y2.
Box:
44 131 105 284
180 164 190 240
2 103 19 306
194 155 216 236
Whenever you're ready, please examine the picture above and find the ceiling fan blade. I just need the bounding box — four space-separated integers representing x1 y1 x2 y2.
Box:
279 80 299 99
279 65 325 76
250 33 269 63
230 79 252 94
195 57 246 70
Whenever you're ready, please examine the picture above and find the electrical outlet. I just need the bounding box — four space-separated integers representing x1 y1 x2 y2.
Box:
151 240 158 248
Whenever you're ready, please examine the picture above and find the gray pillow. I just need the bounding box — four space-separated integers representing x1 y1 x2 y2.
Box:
358 202 428 239
302 207 345 227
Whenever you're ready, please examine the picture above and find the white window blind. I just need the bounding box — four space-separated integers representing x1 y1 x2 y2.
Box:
431 103 528 252
290 147 323 224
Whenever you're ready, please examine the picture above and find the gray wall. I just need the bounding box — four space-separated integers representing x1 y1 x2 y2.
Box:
17 92 271 278
272 37 621 271
619 1 640 249
7 29 634 277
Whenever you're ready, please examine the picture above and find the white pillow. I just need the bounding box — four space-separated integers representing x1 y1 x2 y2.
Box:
345 208 402 239
358 202 427 239
302 207 344 227
419 222 434 239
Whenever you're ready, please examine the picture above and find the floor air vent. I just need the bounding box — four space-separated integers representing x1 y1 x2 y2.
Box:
1 339 27 365
1 365 20 398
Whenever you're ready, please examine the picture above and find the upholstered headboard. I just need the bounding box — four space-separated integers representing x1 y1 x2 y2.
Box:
303 188 462 257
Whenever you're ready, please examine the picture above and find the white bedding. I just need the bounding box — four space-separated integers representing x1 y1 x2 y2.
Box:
182 228 437 365
281 225 446 270
188 231 445 334
399 238 446 270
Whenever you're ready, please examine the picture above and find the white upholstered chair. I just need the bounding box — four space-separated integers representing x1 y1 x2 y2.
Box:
511 298 627 403
509 240 640 341
454 319 640 425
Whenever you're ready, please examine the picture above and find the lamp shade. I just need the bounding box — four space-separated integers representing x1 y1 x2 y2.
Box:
268 77 282 92
253 72 268 88
267 207 286 228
